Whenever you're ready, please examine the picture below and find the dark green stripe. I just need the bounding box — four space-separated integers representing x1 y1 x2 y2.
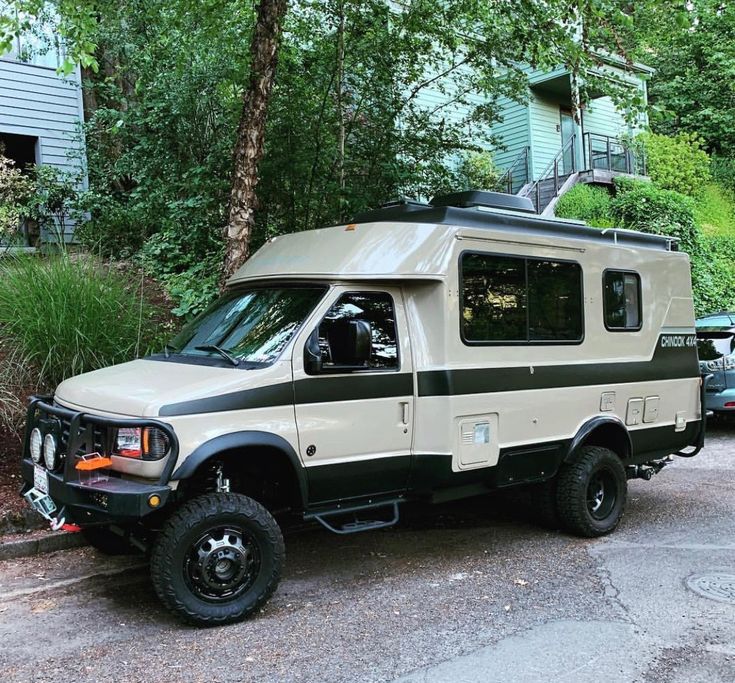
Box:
294 372 413 404
418 339 699 397
159 373 414 416
159 382 294 417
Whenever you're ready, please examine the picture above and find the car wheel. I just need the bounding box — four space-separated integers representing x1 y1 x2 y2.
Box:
556 445 627 537
150 492 284 626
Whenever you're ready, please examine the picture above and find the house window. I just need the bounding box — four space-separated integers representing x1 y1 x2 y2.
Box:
0 13 63 69
603 270 641 331
461 253 583 343
0 133 38 171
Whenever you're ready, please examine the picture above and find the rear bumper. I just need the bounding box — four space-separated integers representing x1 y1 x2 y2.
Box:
705 387 735 412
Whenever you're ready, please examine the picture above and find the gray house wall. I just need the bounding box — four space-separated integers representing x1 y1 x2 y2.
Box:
0 57 87 241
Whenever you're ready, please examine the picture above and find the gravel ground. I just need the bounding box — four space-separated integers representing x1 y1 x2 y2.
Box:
1 423 734 683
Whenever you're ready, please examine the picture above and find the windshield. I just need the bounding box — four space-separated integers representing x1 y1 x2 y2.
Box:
697 333 735 361
168 286 326 365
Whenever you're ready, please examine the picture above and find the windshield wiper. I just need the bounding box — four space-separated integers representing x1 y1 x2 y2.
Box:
195 344 240 367
163 343 178 359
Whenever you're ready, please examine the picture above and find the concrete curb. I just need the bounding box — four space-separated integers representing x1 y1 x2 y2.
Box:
0 531 88 561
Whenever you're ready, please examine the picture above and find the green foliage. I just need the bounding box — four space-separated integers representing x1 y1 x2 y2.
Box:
456 152 500 191
693 183 735 236
0 151 34 246
0 255 165 386
711 156 735 195
609 178 725 315
644 0 735 159
611 178 699 249
0 150 83 247
693 234 735 316
140 223 222 318
635 132 711 197
554 184 615 228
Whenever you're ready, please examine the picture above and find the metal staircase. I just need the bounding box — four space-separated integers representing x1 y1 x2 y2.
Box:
496 133 645 215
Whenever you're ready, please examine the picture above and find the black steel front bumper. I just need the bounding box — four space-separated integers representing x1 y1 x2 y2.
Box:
19 396 179 526
20 458 172 524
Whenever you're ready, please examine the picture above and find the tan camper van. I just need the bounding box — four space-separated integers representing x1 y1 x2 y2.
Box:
20 191 705 625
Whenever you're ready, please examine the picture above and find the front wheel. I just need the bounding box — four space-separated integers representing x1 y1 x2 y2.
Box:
150 492 284 626
556 445 627 537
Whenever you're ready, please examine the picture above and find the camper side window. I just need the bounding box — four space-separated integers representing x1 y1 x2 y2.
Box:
461 252 583 343
603 271 641 331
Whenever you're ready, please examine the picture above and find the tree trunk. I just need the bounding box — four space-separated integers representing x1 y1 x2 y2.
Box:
221 0 289 284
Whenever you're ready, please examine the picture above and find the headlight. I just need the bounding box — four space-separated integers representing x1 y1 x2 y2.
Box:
43 433 58 470
30 428 43 463
114 427 169 460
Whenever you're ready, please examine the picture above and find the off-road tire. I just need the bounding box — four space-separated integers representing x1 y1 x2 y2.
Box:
82 526 136 555
533 478 561 530
150 492 284 626
556 445 627 537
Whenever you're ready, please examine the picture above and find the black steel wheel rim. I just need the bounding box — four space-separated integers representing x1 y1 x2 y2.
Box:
183 525 261 602
586 469 617 521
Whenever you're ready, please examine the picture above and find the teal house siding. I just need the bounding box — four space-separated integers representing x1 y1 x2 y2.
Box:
411 56 651 188
491 96 529 172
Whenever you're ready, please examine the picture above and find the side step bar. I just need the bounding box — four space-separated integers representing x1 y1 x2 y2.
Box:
304 500 401 535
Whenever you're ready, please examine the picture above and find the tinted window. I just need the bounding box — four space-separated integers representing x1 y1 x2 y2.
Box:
318 292 398 369
528 260 584 340
604 271 641 330
461 254 526 341
461 253 583 343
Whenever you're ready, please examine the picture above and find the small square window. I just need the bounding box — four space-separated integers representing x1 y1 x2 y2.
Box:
604 271 641 330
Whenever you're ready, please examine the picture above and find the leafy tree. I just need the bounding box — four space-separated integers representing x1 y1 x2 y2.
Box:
643 1 735 158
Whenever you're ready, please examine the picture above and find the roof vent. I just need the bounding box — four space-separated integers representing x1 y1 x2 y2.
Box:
430 190 536 214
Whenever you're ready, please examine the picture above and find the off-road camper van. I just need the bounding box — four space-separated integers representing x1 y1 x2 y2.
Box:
20 191 705 625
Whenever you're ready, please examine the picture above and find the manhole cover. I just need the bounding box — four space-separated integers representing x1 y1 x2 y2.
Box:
686 573 735 604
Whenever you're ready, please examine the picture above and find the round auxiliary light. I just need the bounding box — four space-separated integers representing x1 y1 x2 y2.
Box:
43 433 58 470
30 428 43 464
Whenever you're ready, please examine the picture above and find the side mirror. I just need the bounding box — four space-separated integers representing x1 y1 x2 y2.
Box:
311 319 372 373
350 319 372 365
304 328 322 375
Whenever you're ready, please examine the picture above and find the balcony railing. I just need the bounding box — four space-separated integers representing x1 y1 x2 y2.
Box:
583 133 646 176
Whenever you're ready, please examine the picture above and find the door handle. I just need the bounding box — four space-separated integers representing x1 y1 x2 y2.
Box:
400 401 410 425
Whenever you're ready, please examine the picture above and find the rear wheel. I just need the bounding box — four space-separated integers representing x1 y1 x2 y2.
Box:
556 445 627 537
150 492 284 626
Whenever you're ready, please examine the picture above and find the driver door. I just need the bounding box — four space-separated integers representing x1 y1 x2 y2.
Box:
292 286 414 505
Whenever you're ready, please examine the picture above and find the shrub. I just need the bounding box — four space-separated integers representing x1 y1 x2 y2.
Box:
711 155 735 195
554 184 615 227
0 256 167 387
609 179 717 312
636 132 711 197
140 222 222 318
610 179 700 253
0 151 35 247
457 152 501 191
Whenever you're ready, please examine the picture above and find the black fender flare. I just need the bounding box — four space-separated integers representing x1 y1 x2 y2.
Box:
171 431 307 508
563 415 632 463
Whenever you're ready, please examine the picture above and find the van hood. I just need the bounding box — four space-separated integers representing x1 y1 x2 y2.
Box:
54 358 292 417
